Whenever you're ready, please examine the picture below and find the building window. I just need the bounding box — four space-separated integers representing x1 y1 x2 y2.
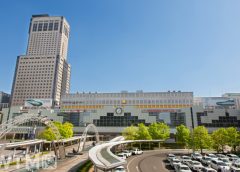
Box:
38 23 43 31
54 22 59 31
93 113 147 127
43 23 48 31
48 22 53 31
32 23 37 32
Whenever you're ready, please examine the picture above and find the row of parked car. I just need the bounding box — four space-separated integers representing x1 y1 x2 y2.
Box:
117 148 143 160
114 148 143 172
167 153 240 172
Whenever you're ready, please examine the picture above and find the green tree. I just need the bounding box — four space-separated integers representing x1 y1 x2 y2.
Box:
38 127 56 141
226 127 239 152
175 125 190 147
122 125 138 140
62 122 74 138
211 128 228 153
38 121 74 141
193 126 212 153
136 123 152 140
148 122 170 140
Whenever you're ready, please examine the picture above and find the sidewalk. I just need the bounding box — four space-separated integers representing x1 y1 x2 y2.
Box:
40 152 89 172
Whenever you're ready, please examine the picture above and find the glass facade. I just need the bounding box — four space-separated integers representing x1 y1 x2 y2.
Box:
31 21 63 32
93 113 147 127
197 112 240 127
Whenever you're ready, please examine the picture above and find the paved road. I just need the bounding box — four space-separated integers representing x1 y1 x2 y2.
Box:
126 149 192 172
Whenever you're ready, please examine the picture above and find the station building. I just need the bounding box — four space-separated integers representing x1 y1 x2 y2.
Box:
57 91 194 134
57 91 240 136
1 91 240 138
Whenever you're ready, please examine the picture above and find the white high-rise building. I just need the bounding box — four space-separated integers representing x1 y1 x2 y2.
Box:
11 14 71 107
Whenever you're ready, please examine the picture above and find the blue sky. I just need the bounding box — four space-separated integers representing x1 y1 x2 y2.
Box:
0 0 240 97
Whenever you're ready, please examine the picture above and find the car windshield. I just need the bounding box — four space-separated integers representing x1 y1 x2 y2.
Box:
218 162 227 166
229 155 238 158
208 170 216 172
205 157 211 161
194 162 201 165
209 154 216 158
183 157 191 159
181 167 190 170
222 159 229 163
174 160 180 163
116 167 125 171
195 153 201 156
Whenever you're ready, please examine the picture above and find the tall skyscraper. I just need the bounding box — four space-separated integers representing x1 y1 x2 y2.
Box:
11 14 71 107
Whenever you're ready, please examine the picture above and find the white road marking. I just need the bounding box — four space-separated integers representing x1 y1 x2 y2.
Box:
136 166 140 172
127 156 141 172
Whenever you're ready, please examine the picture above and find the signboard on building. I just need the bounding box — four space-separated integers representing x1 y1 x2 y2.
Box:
24 99 52 108
142 109 179 113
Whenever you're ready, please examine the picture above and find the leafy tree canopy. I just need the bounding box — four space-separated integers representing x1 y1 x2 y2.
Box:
211 128 228 152
136 123 152 140
38 121 74 141
176 124 190 146
226 127 240 152
122 125 138 140
193 126 212 153
148 122 170 140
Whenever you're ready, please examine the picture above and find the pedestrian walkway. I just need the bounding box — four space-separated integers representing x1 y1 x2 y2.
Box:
40 152 89 172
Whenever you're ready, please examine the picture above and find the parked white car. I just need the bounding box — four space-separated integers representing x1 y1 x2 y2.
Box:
181 156 192 164
117 153 126 160
185 160 193 167
132 149 143 155
189 160 204 171
122 150 132 157
206 154 218 161
167 154 176 162
216 154 226 159
176 164 192 172
200 167 217 172
210 160 230 172
230 161 240 172
218 158 231 167
114 166 126 172
170 158 181 168
192 153 203 161
201 156 212 166
226 154 239 162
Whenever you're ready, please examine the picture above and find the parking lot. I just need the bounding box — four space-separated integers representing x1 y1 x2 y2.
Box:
125 150 240 172
164 152 240 172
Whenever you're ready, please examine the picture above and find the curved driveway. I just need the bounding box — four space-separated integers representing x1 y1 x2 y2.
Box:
126 149 191 172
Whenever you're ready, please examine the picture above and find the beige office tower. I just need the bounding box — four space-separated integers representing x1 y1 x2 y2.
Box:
11 14 71 107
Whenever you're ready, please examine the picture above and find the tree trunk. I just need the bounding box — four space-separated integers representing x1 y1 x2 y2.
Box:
233 145 236 153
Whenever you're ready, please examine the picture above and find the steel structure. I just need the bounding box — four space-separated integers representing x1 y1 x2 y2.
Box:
77 124 99 152
0 113 64 158
0 113 61 140
0 114 100 158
